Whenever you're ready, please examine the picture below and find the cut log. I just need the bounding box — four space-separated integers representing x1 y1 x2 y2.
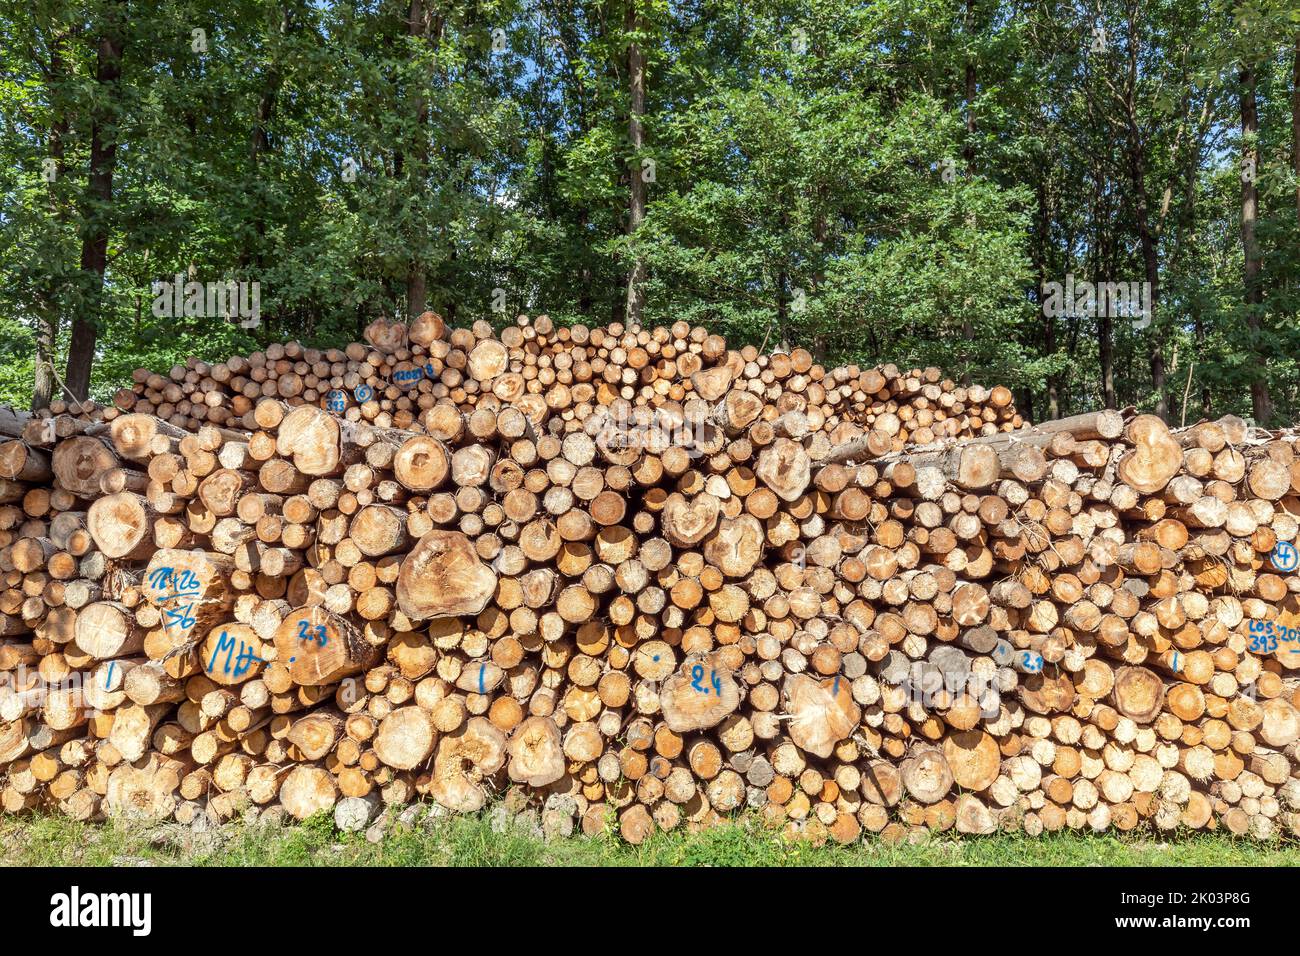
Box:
276 405 344 475
1117 415 1183 493
507 716 565 788
272 607 379 686
783 673 860 759
900 748 954 804
659 662 741 732
396 530 497 621
429 717 507 812
87 493 155 558
1112 666 1166 723
755 438 811 502
374 706 437 770
280 766 338 820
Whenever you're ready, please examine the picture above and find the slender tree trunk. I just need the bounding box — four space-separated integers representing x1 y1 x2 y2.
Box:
1293 35 1300 224
66 1 126 401
1116 16 1166 419
1240 65 1273 424
1194 298 1211 418
1131 162 1163 419
247 2 295 170
1100 202 1119 411
35 30 70 411
959 0 976 384
579 209 593 314
34 308 57 410
1033 179 1060 418
623 0 646 325
1098 310 1115 410
407 0 429 318
241 4 293 334
1089 212 1111 410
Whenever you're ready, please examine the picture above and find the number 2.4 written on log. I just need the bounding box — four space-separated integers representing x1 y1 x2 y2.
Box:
691 665 722 695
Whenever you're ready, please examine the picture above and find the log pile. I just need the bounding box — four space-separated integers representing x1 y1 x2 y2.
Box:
1 312 1299 845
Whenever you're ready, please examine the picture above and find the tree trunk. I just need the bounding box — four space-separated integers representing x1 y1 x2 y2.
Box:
623 0 646 325
1098 309 1115 410
1194 298 1210 419
960 0 975 384
34 31 70 412
1119 23 1164 420
1034 180 1059 419
242 3 293 294
1240 64 1273 424
66 2 126 401
34 302 58 412
1293 35 1300 225
407 0 429 318
1132 177 1163 420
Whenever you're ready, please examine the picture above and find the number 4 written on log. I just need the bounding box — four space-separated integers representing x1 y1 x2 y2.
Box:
691 664 722 695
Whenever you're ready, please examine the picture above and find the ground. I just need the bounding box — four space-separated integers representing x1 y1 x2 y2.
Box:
3 811 1299 866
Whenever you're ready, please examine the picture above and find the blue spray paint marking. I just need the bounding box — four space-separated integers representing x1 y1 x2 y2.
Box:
652 655 660 662
690 665 723 695
289 657 295 663
1272 540 1299 572
297 621 327 646
1170 651 1181 673
833 675 840 696
104 661 116 687
478 663 486 694
205 631 265 677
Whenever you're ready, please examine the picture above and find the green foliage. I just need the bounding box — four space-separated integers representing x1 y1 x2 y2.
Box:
0 0 1298 421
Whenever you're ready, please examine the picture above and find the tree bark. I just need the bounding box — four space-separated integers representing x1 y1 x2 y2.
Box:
407 0 429 318
623 0 646 325
242 3 294 291
1118 19 1164 420
1034 179 1060 418
960 0 976 384
34 29 71 411
66 1 126 401
1293 34 1300 225
1240 64 1272 424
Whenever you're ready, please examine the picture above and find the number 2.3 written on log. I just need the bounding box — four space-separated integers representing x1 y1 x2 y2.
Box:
297 621 327 646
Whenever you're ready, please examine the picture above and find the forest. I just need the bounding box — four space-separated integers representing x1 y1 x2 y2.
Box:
1 0 1298 426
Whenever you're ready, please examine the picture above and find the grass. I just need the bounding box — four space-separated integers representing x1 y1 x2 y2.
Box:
3 809 1299 866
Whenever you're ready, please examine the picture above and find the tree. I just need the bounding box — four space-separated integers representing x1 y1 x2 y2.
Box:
66 0 126 400
623 0 646 324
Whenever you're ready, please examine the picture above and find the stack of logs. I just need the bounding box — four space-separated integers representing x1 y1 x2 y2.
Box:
1 312 1298 845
